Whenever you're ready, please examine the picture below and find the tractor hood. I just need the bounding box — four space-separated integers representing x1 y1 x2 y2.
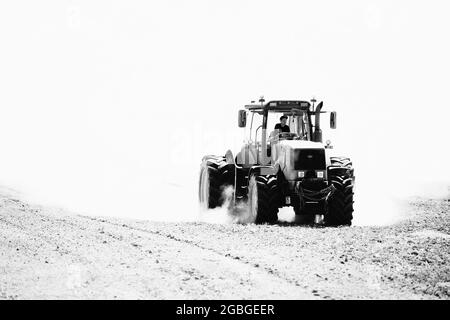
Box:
276 140 337 161
274 139 331 181
278 140 324 150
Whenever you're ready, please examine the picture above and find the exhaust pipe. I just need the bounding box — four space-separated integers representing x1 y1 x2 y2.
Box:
314 101 323 142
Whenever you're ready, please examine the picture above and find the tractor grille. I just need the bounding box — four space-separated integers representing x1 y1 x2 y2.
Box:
294 149 326 171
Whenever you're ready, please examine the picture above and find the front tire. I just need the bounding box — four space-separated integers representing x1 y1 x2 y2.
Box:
247 174 280 224
326 157 354 226
199 156 234 210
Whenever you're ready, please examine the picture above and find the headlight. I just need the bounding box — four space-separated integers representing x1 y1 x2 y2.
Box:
298 171 305 178
316 171 324 178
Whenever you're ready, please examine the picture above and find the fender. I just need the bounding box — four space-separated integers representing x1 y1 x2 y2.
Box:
248 163 280 177
201 154 221 162
225 150 235 165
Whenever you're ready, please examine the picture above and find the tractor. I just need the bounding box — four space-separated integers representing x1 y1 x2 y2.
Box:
199 98 355 226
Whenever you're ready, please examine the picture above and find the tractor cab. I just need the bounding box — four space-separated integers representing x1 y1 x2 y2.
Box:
266 109 309 142
237 99 336 166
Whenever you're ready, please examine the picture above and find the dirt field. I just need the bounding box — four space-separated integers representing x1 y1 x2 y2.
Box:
0 191 449 300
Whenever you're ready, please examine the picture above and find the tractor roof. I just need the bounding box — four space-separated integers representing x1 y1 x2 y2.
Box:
245 100 311 112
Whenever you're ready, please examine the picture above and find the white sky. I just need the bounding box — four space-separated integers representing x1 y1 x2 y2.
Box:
0 1 449 222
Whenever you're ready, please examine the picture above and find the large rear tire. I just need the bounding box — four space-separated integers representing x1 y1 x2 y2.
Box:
247 174 280 224
199 156 234 210
326 157 354 226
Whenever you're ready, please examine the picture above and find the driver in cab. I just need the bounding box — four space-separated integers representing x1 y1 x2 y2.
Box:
268 115 291 157
274 115 290 133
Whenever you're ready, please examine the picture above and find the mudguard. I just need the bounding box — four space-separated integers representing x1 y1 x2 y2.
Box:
249 164 279 177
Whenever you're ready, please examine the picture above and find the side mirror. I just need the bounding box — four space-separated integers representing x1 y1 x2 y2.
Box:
330 111 337 129
238 110 247 128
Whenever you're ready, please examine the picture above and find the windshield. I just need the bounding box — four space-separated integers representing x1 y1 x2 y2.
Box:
246 110 312 143
267 111 311 140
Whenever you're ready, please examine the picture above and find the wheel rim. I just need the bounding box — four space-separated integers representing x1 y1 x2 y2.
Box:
248 176 258 223
199 166 210 210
